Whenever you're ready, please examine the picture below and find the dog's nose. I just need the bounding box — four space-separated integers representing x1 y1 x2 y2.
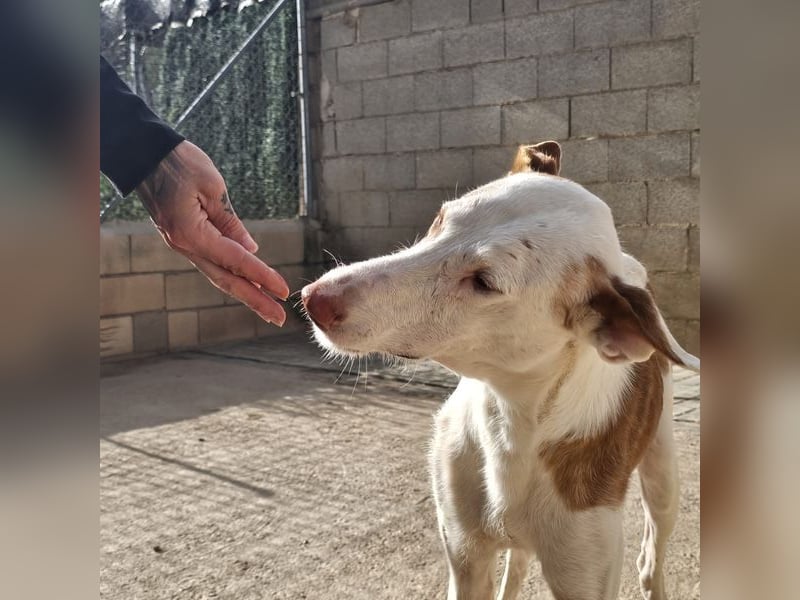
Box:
301 282 346 332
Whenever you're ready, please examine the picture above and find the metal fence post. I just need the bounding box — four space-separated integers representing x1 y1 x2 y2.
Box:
296 0 314 219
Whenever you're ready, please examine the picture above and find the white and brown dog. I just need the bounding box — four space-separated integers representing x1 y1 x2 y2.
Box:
302 142 699 600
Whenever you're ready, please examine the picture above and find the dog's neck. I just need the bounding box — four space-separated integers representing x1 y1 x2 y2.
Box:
465 341 634 442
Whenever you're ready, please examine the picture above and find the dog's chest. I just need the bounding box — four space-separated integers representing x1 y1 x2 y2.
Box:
476 358 666 533
475 400 557 539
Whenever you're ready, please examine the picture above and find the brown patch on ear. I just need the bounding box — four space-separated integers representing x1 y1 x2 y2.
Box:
556 257 685 366
509 141 562 176
590 277 684 365
426 208 445 238
539 355 665 510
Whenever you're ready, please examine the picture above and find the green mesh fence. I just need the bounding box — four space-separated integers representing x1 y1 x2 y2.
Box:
101 0 300 221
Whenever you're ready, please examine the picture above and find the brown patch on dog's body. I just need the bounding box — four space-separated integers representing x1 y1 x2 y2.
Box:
539 354 666 510
540 254 682 510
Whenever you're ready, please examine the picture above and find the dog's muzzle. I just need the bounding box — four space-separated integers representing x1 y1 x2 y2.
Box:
301 281 347 332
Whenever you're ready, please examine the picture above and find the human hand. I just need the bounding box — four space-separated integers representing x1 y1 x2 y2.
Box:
136 141 289 325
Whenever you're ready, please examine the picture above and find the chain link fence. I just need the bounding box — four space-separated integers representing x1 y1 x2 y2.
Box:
100 0 303 222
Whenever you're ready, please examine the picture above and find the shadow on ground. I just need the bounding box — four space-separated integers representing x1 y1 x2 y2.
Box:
100 333 699 600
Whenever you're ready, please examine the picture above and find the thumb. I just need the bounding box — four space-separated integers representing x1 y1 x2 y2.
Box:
208 191 259 253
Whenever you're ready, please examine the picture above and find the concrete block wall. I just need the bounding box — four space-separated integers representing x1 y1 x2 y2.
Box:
308 0 699 353
100 220 311 359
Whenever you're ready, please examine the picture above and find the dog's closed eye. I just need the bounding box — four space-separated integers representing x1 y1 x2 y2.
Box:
469 271 501 294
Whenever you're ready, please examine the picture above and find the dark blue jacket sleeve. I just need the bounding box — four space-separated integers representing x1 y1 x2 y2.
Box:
100 56 184 197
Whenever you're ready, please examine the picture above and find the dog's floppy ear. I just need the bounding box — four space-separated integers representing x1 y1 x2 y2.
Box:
587 277 699 370
509 141 561 176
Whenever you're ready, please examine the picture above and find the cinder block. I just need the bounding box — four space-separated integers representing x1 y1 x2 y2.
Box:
323 157 364 191
648 84 700 132
130 233 193 272
336 117 386 155
250 223 306 266
322 122 337 157
330 82 362 120
198 305 256 344
539 0 597 10
571 90 647 137
539 49 610 97
257 303 307 337
387 112 440 151
328 227 364 261
691 131 700 178
653 0 700 38
444 22 504 67
585 182 647 225
473 146 515 186
558 138 609 183
648 271 700 320
389 32 442 75
359 227 420 257
416 150 473 189
133 311 168 353
609 133 690 180
506 12 573 59
664 318 688 349
504 0 540 16
274 264 313 296
320 13 356 49
473 58 537 105
414 69 472 111
617 225 687 271
166 272 225 310
338 41 388 81
168 310 198 349
501 99 569 145
359 0 411 42
363 76 414 116
363 153 416 190
339 191 390 227
648 178 699 225
100 232 130 275
575 0 650 49
100 316 133 357
684 319 699 356
321 192 341 225
411 0 469 32
321 49 337 82
470 0 504 23
101 274 165 316
390 190 447 227
612 39 692 89
441 106 501 148
688 225 699 271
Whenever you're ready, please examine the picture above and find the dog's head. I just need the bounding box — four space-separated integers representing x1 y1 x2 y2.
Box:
303 142 697 377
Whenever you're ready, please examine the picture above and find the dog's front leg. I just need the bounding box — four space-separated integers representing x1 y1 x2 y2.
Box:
442 539 497 600
496 548 530 600
636 387 680 600
537 507 624 600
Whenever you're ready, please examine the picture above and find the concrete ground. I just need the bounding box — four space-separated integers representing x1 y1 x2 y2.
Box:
101 333 699 600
